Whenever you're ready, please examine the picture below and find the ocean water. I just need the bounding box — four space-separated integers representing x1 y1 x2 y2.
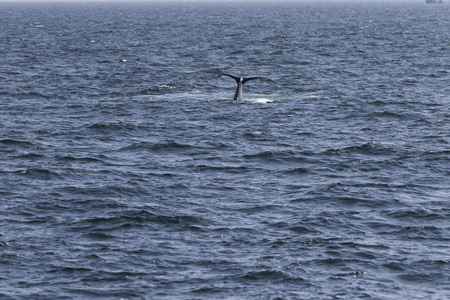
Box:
1 1 449 299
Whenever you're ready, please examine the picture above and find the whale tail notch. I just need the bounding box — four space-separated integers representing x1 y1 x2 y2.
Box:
217 73 273 101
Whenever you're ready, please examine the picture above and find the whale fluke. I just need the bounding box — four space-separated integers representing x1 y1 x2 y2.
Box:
218 74 273 101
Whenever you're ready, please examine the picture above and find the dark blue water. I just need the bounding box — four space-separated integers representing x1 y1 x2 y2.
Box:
1 2 449 299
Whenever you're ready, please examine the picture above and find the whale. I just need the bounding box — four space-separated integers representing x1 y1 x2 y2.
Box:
217 74 272 101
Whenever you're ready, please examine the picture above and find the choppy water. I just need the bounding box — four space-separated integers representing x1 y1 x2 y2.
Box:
1 2 449 299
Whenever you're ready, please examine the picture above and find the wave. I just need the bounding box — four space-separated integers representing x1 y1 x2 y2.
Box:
324 141 396 156
282 167 309 175
242 149 304 163
119 140 195 153
242 269 304 283
14 168 61 179
87 122 141 133
57 155 104 163
0 139 36 147
70 209 208 233
131 91 309 103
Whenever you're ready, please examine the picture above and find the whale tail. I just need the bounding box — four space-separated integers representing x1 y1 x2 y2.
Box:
217 73 272 101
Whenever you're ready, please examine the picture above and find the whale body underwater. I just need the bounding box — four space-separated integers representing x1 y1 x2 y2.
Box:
217 74 273 101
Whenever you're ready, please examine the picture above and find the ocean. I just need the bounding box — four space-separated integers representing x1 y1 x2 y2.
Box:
1 1 449 299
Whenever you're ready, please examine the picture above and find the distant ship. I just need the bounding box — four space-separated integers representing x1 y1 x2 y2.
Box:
426 0 443 3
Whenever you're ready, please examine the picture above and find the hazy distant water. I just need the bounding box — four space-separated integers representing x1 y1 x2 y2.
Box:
1 2 449 299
